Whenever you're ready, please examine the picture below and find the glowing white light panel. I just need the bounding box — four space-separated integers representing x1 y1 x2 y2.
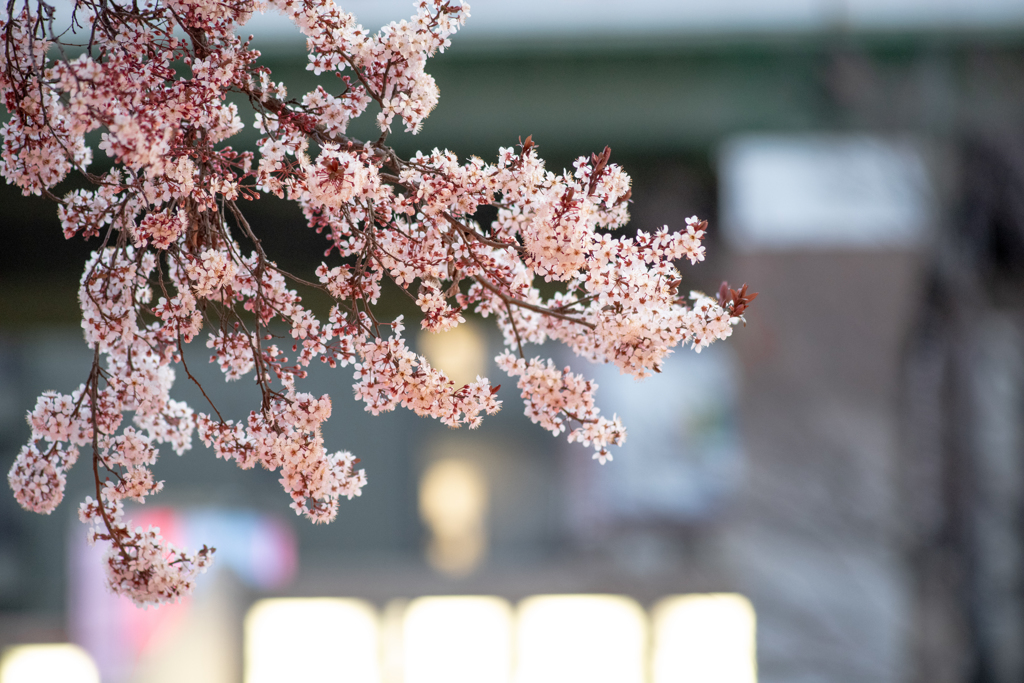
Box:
403 596 513 683
0 644 100 683
245 598 380 683
515 595 647 683
240 592 758 683
651 593 757 683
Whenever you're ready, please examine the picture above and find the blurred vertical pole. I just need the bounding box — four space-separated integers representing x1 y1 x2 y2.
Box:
902 138 1024 683
718 135 929 683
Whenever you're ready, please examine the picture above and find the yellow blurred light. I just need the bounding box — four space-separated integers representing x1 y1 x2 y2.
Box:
418 458 488 576
0 643 99 683
402 596 513 683
515 595 647 683
245 598 381 683
417 322 487 387
651 593 757 683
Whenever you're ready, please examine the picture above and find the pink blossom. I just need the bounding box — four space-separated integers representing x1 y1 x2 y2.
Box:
1 0 754 607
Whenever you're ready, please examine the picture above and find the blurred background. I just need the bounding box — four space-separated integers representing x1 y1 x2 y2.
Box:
3 0 1024 681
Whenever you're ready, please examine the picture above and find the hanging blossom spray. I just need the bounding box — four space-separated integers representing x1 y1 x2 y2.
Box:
1 0 757 606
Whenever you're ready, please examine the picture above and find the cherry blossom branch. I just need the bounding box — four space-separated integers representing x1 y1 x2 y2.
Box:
2 0 751 607
472 273 595 329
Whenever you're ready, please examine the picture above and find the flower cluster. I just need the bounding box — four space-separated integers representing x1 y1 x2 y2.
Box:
304 146 381 208
79 494 214 607
8 439 79 514
496 352 624 464
185 249 238 298
196 391 367 525
2 0 754 606
352 317 501 426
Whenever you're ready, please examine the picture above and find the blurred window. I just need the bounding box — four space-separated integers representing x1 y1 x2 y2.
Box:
719 134 930 251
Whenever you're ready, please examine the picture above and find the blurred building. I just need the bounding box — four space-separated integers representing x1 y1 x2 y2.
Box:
3 1 1024 682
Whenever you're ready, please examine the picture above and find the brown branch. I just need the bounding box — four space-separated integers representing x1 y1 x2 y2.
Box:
472 274 595 329
443 212 522 252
